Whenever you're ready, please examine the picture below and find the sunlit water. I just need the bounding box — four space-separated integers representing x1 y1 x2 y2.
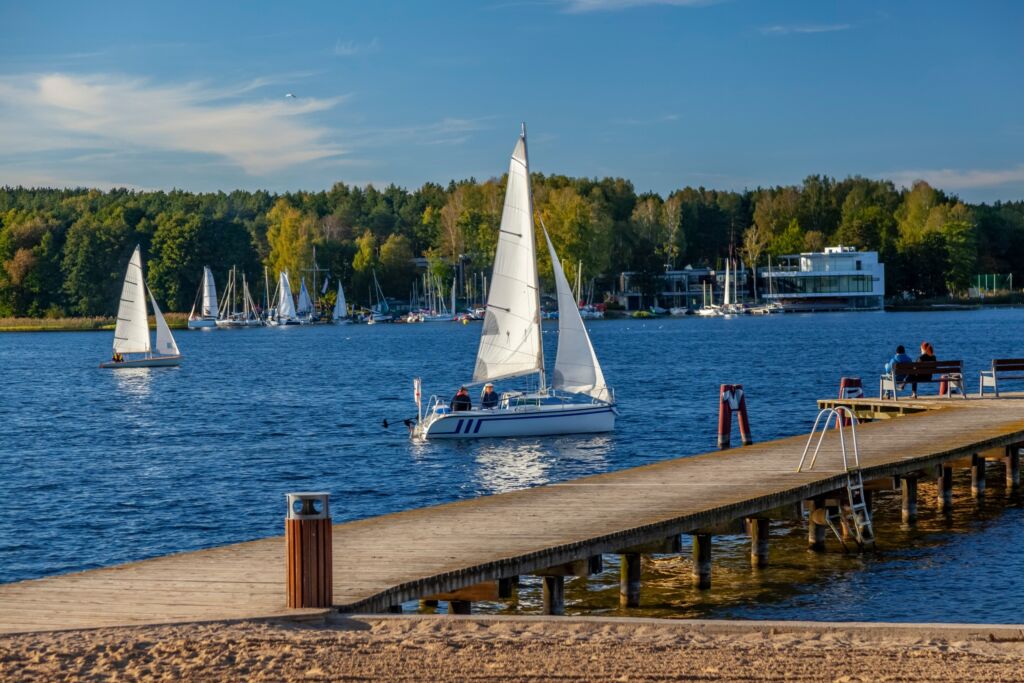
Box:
2 309 1024 622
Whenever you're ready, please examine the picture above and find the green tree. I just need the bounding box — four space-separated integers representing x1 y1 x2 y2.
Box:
771 218 805 256
266 198 314 279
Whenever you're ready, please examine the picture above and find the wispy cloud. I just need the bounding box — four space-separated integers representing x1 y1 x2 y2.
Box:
760 23 852 36
561 0 719 13
887 165 1024 191
349 117 494 148
333 38 380 57
0 73 346 175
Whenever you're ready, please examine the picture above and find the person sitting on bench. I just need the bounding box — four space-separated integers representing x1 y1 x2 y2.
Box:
884 345 913 396
912 341 936 398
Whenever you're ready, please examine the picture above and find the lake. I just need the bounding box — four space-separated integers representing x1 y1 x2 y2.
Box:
2 308 1023 621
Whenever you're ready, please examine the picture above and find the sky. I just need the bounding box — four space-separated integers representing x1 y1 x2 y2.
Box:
1 0 1022 202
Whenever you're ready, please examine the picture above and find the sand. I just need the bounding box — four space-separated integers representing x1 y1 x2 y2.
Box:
3 615 1023 682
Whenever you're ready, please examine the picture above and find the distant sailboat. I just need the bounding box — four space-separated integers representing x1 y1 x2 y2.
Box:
369 270 393 323
411 126 616 439
269 271 301 325
332 281 350 324
216 266 263 327
296 278 314 323
99 245 182 368
187 266 218 329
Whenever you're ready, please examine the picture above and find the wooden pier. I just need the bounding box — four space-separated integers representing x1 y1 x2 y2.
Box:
3 395 1024 634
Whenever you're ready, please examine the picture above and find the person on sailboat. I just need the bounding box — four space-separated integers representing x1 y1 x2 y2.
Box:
451 387 472 412
481 383 499 409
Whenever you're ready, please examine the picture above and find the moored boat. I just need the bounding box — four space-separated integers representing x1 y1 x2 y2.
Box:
187 266 218 329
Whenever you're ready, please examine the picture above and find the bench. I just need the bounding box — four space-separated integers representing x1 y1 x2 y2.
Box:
880 360 965 400
979 359 1024 397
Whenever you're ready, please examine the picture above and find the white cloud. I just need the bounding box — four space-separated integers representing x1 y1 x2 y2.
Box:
561 0 718 13
611 113 679 125
0 73 346 175
760 23 852 35
887 165 1024 191
333 38 380 57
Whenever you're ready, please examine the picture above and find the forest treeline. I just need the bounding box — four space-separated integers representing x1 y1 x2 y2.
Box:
2 174 1023 317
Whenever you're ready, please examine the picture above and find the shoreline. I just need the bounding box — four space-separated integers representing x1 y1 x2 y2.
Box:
3 615 1022 682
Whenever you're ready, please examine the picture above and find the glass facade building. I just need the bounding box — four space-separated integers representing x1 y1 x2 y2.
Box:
762 246 884 311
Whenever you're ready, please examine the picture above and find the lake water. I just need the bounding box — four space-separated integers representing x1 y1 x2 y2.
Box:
2 309 1023 622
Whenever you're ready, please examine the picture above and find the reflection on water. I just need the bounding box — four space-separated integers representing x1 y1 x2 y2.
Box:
111 368 154 400
473 441 550 493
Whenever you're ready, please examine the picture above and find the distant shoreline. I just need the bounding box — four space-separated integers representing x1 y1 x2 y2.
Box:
0 314 188 333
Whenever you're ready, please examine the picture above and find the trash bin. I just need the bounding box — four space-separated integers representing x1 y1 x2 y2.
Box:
285 492 332 608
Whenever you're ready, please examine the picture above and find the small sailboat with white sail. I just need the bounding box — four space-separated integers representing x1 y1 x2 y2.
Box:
216 266 263 327
411 126 616 439
368 270 393 324
187 266 218 329
296 278 315 323
268 271 302 325
332 281 350 324
99 245 182 368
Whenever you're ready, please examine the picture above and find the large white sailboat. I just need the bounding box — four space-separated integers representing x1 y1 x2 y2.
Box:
187 266 218 329
411 126 616 439
100 245 182 368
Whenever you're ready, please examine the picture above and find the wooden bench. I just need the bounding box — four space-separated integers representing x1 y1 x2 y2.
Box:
880 360 965 400
979 359 1024 397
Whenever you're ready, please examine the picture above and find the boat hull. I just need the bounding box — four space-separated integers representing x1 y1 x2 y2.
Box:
187 318 217 329
99 355 182 368
421 404 615 439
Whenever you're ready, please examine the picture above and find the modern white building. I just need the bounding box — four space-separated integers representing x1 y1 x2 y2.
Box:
762 246 885 311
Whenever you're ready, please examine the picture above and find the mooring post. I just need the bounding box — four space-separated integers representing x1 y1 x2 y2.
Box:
497 577 516 599
717 384 752 449
449 600 472 615
901 476 918 525
937 464 953 512
1004 446 1020 488
284 492 332 609
419 599 438 611
691 534 712 589
542 576 565 615
807 498 827 552
837 377 864 427
619 553 642 608
971 453 986 498
748 518 769 568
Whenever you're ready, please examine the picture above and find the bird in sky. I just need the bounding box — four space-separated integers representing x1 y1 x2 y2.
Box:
285 93 296 99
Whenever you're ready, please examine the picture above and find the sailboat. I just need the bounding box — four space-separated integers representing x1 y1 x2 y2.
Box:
268 271 301 325
216 266 263 327
411 126 616 439
296 278 314 323
187 266 218 329
368 270 393 323
99 245 182 368
332 281 350 324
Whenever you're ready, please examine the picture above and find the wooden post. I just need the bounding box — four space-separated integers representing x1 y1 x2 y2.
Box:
901 476 918 525
497 577 516 599
972 453 986 499
937 465 953 512
718 384 752 449
419 599 438 611
449 600 472 615
542 576 565 615
387 604 403 613
619 553 641 608
1004 446 1020 488
692 534 712 589
748 518 769 568
807 498 827 552
285 492 332 609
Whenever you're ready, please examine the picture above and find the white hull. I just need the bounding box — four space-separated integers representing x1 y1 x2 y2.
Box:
100 355 182 368
420 403 615 439
187 317 217 329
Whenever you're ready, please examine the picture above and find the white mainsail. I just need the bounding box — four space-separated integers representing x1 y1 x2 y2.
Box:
201 266 217 317
543 228 608 401
278 271 298 319
472 127 544 384
333 282 347 320
297 278 313 315
149 287 180 356
112 246 151 354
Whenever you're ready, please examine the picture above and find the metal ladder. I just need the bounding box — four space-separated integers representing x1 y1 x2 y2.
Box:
797 406 875 550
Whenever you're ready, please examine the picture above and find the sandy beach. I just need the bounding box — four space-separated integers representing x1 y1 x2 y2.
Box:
3 615 1023 682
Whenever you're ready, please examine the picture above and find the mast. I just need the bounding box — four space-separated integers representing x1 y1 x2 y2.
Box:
523 123 546 390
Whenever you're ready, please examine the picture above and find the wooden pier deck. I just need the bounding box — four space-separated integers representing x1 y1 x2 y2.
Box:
4 396 1024 634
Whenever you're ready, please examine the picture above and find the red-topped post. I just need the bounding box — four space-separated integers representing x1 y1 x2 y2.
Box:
718 384 752 449
837 377 863 427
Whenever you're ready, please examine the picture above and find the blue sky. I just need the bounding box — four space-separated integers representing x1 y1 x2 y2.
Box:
1 0 1022 202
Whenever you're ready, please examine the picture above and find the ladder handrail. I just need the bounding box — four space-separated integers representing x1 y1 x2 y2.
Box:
796 406 861 473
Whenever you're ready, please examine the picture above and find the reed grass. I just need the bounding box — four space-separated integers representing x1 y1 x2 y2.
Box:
0 313 189 332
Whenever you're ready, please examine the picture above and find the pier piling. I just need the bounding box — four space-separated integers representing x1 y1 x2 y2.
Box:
619 553 642 608
717 384 752 449
937 465 954 512
449 600 472 615
748 518 769 568
542 576 565 615
1005 446 1020 488
972 454 986 498
901 476 918 525
807 498 827 552
691 534 712 589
